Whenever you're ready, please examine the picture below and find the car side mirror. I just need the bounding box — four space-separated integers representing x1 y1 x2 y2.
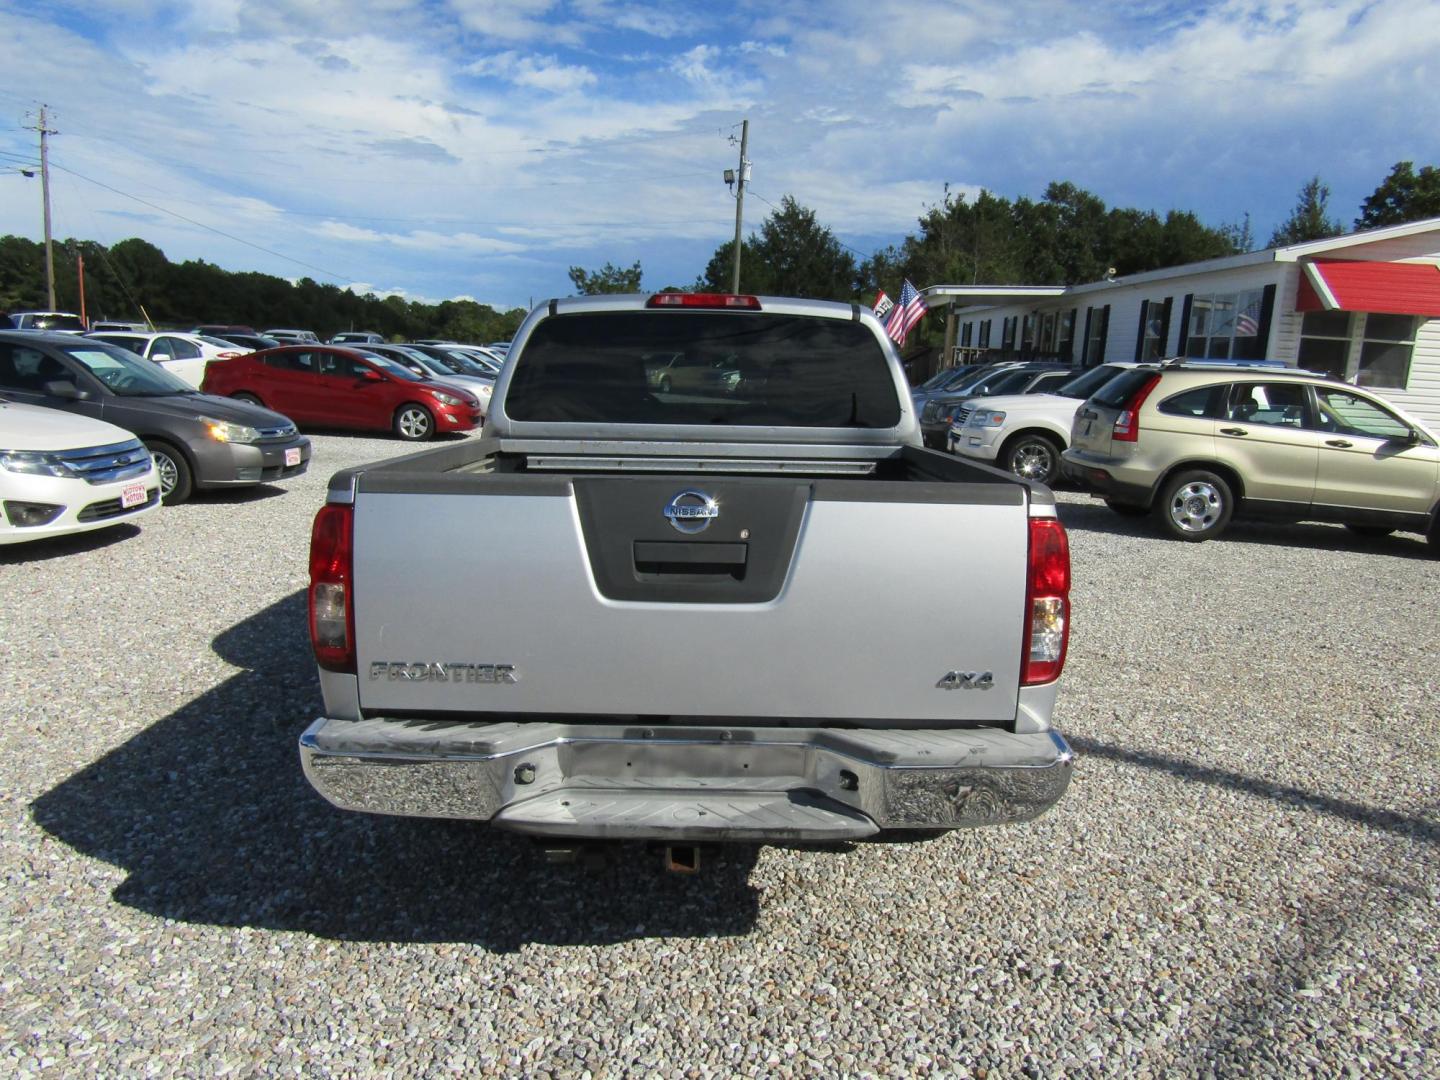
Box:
361 369 384 382
44 380 87 400
1399 428 1421 444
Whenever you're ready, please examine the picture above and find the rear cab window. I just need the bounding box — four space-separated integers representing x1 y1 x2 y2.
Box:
505 311 901 427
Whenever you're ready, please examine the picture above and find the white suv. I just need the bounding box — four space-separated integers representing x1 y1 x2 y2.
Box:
950 363 1142 484
1 401 160 544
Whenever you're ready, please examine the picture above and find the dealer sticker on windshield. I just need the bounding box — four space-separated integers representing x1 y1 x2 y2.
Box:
285 447 301 467
121 483 147 508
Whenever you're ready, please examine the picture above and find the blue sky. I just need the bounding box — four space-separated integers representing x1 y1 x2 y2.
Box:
1 0 1437 313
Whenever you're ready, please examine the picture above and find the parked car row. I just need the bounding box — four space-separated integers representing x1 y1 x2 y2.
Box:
928 357 1440 550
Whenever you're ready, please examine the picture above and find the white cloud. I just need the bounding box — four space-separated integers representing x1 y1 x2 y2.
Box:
468 51 598 93
670 44 722 84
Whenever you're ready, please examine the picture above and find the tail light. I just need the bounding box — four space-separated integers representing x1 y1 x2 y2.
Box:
647 293 761 309
1021 516 1070 685
1112 373 1161 442
309 503 355 672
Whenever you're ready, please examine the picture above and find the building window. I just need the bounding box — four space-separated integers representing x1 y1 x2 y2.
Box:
1298 311 1417 389
1038 312 1056 354
960 322 973 347
1358 314 1418 389
1137 298 1172 361
1001 317 1016 352
1082 305 1109 366
1185 289 1265 359
1056 310 1076 362
1021 314 1036 354
979 320 992 348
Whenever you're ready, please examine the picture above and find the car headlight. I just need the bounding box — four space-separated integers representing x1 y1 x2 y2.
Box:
429 391 464 406
0 450 73 477
200 417 261 443
968 409 1007 428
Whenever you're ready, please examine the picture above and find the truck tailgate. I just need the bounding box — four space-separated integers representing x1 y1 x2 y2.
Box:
352 478 1029 726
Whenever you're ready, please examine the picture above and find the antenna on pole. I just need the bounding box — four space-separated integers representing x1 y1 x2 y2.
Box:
728 119 749 294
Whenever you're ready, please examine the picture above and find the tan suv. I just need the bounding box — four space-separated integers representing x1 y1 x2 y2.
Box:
1061 361 1440 548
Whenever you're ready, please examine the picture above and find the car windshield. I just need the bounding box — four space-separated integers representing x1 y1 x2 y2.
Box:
437 350 497 377
61 343 195 396
197 335 237 349
355 351 427 381
32 314 87 332
1054 365 1130 399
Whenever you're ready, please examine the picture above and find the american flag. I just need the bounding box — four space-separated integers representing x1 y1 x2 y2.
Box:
885 279 928 345
871 290 893 323
1236 296 1261 337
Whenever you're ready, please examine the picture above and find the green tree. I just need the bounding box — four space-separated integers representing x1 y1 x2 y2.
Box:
699 196 857 299
1356 161 1440 230
568 260 642 294
1270 177 1342 246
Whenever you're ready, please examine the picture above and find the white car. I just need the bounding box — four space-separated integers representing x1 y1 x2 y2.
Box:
950 363 1142 485
0 400 160 545
85 331 245 389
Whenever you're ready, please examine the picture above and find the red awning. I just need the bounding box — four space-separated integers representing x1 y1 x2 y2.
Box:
1296 258 1440 316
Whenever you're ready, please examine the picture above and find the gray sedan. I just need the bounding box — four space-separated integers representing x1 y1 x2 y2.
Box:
0 331 311 504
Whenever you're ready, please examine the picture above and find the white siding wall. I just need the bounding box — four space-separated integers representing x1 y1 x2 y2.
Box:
1386 319 1440 430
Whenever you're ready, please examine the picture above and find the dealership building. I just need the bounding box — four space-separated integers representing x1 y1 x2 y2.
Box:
924 216 1440 429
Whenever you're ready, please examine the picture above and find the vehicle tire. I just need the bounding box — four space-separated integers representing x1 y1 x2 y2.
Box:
1154 469 1233 542
230 392 264 407
1104 499 1149 517
1344 524 1394 538
393 403 435 441
146 441 194 505
659 374 672 393
1001 433 1062 486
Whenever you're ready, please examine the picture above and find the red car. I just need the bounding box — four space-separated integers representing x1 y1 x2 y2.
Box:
201 345 482 440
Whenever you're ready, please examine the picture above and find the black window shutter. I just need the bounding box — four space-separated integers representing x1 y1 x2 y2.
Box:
1097 305 1110 361
1134 300 1150 362
1176 294 1194 355
1080 308 1095 366
1253 284 1277 359
1158 297 1174 356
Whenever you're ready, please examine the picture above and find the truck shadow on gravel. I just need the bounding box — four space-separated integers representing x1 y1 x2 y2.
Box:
30 591 762 949
1056 500 1435 559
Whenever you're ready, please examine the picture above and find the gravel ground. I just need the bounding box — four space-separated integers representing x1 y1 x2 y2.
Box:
1 431 1436 1078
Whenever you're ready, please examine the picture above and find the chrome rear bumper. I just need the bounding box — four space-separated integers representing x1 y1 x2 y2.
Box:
299 719 1074 841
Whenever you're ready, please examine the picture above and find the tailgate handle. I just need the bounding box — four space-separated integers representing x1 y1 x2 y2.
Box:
633 541 748 579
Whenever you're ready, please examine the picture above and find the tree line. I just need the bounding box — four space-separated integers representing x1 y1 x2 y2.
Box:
0 236 527 343
4 161 1435 343
583 160 1440 303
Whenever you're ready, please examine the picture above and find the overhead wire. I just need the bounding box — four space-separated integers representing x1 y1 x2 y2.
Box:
45 156 354 283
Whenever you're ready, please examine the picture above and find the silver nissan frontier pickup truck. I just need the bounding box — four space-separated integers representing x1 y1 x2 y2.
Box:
299 293 1074 863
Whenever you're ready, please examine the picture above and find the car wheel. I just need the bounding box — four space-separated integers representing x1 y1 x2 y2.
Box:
146 441 193 505
659 374 672 393
1154 469 1233 542
1002 433 1062 485
1344 524 1394 538
231 392 264 407
393 403 435 441
1104 499 1149 517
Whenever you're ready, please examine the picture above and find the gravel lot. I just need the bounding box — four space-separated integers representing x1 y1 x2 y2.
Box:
2 431 1436 1078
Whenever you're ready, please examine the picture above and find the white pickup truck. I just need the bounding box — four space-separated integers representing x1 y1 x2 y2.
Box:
299 293 1074 862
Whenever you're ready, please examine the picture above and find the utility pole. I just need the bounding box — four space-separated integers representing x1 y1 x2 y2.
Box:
29 105 58 311
730 119 749 294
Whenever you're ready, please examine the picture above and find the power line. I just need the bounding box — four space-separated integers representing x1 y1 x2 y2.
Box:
746 187 888 263
46 156 353 283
